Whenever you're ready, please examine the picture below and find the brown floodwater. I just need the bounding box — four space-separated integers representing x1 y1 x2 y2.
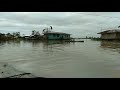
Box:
0 39 120 78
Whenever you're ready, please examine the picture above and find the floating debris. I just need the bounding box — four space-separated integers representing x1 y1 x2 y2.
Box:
6 73 37 78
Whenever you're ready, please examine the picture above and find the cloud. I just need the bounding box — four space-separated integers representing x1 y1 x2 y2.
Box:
0 12 120 37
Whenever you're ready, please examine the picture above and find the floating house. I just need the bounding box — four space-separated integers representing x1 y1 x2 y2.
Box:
98 29 120 40
43 32 71 40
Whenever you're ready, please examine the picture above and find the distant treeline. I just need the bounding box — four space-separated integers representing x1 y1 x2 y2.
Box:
0 30 42 41
71 36 101 41
73 36 101 39
0 32 21 41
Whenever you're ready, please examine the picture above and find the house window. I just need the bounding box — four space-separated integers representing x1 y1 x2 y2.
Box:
57 34 59 37
53 34 56 37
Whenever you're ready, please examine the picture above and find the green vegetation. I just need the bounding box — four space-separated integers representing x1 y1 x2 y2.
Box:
0 32 21 41
0 30 42 41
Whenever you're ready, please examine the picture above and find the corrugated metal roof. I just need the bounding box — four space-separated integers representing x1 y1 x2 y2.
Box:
98 29 120 34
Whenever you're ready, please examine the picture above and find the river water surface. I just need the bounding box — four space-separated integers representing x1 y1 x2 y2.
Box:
0 39 120 78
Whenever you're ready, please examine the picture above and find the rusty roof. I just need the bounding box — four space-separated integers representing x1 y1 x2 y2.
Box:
98 29 120 34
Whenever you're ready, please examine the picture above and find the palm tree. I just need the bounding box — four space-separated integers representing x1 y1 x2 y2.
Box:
42 29 46 34
36 31 40 36
32 30 36 36
6 33 11 36
16 32 20 38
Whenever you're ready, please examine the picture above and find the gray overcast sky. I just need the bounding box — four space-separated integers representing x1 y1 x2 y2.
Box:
0 12 120 38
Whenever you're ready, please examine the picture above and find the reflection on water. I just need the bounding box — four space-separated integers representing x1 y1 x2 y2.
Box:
42 40 72 55
0 41 5 46
101 40 120 48
100 40 120 54
0 39 120 78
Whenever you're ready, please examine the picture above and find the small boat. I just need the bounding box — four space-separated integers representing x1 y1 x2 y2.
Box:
65 40 84 42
